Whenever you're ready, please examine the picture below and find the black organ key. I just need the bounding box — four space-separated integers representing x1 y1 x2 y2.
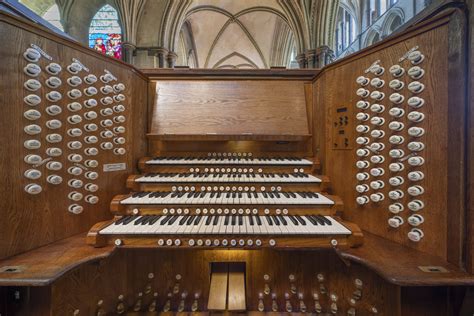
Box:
186 216 195 225
273 216 281 225
295 216 306 225
115 216 130 225
288 216 298 225
194 216 202 225
160 216 172 225
266 216 273 225
133 216 145 225
168 215 179 225
318 215 332 225
149 216 161 225
305 215 317 225
278 215 287 225
179 216 188 225
311 215 325 225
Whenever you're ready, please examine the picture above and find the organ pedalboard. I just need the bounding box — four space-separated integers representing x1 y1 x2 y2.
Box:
88 153 364 249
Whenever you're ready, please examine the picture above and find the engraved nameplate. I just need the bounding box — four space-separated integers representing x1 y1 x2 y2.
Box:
103 163 126 172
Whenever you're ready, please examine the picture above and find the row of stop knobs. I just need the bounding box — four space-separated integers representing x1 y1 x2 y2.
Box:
114 238 286 247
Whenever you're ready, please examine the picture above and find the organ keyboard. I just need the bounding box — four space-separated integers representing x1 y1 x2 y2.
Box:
89 154 362 249
134 172 322 183
119 190 335 205
100 215 351 236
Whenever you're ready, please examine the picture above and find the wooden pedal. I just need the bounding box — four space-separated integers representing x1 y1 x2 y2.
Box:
227 268 246 311
207 265 228 311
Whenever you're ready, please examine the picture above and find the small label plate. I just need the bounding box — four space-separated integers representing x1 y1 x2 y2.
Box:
103 163 126 172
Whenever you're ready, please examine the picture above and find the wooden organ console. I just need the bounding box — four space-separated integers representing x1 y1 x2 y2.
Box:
0 2 473 316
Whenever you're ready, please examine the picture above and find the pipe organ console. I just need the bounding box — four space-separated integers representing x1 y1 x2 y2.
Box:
0 3 473 316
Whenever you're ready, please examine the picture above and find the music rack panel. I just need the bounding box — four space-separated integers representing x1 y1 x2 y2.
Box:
149 80 311 138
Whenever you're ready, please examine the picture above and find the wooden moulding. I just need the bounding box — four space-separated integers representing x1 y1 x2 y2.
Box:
0 234 115 286
142 68 319 81
86 234 360 250
146 134 312 142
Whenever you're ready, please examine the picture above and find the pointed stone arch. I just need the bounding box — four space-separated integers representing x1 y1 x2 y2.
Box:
213 52 259 69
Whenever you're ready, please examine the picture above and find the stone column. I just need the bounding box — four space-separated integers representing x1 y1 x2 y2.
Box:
167 51 178 68
305 49 317 68
295 53 307 69
147 47 169 68
156 48 169 68
315 45 336 68
121 42 136 64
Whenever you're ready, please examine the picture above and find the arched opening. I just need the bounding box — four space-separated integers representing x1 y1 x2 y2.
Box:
370 32 380 45
335 6 357 56
389 15 403 32
42 4 63 31
89 5 122 59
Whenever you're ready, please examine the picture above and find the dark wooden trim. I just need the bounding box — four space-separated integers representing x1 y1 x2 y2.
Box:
143 68 320 81
466 0 474 274
445 6 468 270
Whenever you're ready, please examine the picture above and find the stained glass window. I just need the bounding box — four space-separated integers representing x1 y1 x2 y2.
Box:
89 5 122 59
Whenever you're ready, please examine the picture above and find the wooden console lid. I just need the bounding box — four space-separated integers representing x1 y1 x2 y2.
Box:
149 80 310 139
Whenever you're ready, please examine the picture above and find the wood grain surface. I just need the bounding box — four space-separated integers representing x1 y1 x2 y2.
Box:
149 81 310 137
313 10 461 262
0 13 147 260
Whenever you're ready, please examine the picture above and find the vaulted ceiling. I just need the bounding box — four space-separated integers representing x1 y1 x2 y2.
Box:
178 0 296 69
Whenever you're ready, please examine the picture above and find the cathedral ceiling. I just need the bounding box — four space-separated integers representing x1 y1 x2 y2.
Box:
183 0 293 69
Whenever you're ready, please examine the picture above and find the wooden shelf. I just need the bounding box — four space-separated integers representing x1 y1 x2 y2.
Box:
0 234 115 286
146 134 312 142
339 232 474 286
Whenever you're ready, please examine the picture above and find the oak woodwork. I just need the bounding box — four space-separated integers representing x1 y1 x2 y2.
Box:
149 80 310 138
0 12 148 260
207 269 228 310
0 234 114 286
313 7 465 263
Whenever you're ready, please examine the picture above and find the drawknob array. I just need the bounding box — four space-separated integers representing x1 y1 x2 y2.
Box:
22 45 128 214
354 49 427 242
